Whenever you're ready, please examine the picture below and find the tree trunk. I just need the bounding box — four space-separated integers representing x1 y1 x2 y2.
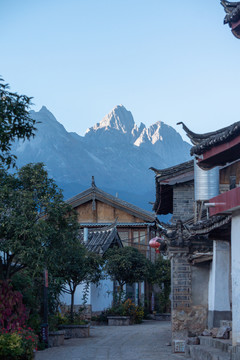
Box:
119 283 124 304
70 291 75 323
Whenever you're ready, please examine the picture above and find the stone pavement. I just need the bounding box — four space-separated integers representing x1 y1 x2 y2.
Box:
36 321 188 360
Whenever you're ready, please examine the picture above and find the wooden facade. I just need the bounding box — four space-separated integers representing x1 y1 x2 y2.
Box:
66 178 158 308
66 178 157 260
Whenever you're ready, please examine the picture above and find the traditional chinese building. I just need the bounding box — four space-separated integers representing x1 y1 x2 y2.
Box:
179 121 240 348
151 119 240 348
64 177 158 310
151 160 214 344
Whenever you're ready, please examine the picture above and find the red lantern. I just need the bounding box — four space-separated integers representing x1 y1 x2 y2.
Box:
149 236 162 253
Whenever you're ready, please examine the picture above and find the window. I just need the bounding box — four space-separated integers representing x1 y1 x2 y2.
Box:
132 229 146 254
118 231 129 247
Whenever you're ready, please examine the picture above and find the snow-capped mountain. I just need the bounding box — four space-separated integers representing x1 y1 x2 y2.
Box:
12 105 191 210
86 105 135 135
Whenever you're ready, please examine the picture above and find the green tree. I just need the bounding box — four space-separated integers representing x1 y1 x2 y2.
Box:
0 78 36 167
60 242 102 321
152 255 171 313
0 162 79 280
104 246 149 303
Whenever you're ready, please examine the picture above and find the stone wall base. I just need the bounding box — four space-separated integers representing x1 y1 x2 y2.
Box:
48 331 65 347
107 316 130 326
172 305 208 340
208 310 232 328
155 313 171 321
58 324 90 338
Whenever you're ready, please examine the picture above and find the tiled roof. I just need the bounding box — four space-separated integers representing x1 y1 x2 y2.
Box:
187 215 231 235
151 160 194 183
80 223 122 254
221 1 240 25
66 179 155 222
79 222 155 227
177 121 240 156
159 214 231 243
151 160 194 215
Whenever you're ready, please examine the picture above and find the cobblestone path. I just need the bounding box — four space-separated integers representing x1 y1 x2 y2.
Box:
36 321 187 360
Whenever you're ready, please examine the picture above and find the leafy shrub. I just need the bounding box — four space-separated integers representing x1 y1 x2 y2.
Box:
60 308 88 325
101 299 144 324
0 281 27 331
151 256 171 313
122 299 144 324
0 331 23 359
0 326 38 360
26 314 41 335
49 309 88 330
17 327 38 359
91 314 106 323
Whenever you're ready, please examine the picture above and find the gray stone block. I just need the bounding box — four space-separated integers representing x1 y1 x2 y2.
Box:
58 324 90 338
189 344 230 360
48 330 65 347
216 326 231 339
107 316 130 326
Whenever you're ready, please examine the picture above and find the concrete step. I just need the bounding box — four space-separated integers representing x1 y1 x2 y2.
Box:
188 344 230 360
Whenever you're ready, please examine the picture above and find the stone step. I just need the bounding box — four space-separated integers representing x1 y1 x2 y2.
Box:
187 338 240 360
188 344 230 360
199 336 231 353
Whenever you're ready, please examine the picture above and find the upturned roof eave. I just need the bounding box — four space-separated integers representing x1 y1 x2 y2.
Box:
221 0 240 24
177 121 240 157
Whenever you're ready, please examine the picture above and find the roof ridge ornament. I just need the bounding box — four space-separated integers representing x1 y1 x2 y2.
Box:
177 122 203 145
92 176 96 188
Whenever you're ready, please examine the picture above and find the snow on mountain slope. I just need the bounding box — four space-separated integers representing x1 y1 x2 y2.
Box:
86 105 135 135
12 105 191 210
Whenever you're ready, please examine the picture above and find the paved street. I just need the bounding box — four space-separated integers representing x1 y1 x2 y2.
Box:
36 321 187 360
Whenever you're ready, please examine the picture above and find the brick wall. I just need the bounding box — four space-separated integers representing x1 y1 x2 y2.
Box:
170 250 208 341
172 181 194 223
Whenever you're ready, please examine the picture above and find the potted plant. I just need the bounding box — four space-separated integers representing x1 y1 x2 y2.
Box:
57 309 90 339
105 299 144 326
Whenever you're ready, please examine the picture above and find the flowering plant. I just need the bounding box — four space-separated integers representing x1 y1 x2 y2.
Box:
17 326 38 359
104 299 144 324
0 326 38 360
122 299 144 324
0 331 23 358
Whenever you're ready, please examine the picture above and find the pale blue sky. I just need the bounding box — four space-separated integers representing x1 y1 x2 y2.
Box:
1 0 240 141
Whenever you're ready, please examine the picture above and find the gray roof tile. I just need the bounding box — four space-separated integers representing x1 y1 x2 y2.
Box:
80 224 122 254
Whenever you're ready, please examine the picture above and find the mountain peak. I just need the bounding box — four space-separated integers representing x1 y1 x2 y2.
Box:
12 105 191 210
39 105 50 113
86 105 135 135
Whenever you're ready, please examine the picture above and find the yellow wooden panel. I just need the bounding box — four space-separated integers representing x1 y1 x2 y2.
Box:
75 201 94 222
74 199 148 224
96 201 115 222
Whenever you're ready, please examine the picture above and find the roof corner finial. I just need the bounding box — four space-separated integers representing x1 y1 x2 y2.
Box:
176 122 201 146
92 176 96 188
